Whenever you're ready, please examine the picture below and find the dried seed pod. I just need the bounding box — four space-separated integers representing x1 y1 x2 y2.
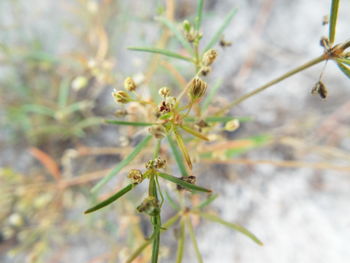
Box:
127 169 143 184
159 87 170 97
148 125 167 139
311 81 328 99
220 37 233 48
177 176 196 191
322 15 329 26
200 66 211 76
188 77 207 100
136 196 160 216
224 119 240 132
112 89 131 104
145 160 155 169
154 157 166 169
202 49 218 66
124 77 137 91
320 36 330 49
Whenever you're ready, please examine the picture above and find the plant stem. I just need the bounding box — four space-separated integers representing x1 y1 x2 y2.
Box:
186 216 203 263
216 54 327 115
175 218 186 263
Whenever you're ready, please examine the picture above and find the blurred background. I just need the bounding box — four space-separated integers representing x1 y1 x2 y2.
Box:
1 0 350 262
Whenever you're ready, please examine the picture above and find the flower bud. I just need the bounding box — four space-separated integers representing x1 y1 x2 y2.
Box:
159 87 170 97
224 119 240 132
311 81 328 99
149 125 167 139
188 77 207 100
200 66 211 76
124 77 137 91
136 196 160 216
177 176 196 191
112 89 131 104
202 49 217 66
128 169 143 184
183 20 191 32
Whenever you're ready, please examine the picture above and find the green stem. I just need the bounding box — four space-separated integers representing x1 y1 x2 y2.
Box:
186 216 203 263
216 55 326 115
149 176 161 263
175 218 186 263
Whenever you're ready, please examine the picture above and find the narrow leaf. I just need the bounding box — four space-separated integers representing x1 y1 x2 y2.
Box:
105 119 154 126
197 194 218 209
201 79 223 111
22 104 56 117
204 7 238 51
174 128 192 169
175 219 186 263
337 62 350 79
329 0 340 44
186 217 203 263
92 135 152 193
180 125 209 141
158 172 212 193
167 135 188 177
85 184 135 214
336 58 350 66
165 191 180 210
199 212 263 245
155 17 193 54
128 47 193 62
195 0 204 31
58 78 70 108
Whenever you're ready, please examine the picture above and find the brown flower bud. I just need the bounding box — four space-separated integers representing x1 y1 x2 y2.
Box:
200 66 211 76
311 81 328 99
128 169 143 184
124 77 136 91
188 77 207 100
154 157 166 169
114 109 128 117
177 176 196 191
136 196 160 216
148 125 167 139
112 89 131 104
202 49 217 66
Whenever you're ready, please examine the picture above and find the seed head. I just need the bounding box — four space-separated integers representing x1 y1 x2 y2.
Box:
202 49 218 66
114 109 128 117
177 175 196 191
128 169 143 184
188 77 207 101
148 125 167 139
159 87 170 97
224 119 240 132
154 157 166 169
124 77 137 91
112 89 131 104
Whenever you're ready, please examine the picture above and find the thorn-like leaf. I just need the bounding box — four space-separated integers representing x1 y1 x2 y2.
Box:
158 172 212 193
91 135 152 193
329 0 340 44
85 184 135 214
155 17 193 54
337 62 350 79
204 7 238 52
128 47 193 62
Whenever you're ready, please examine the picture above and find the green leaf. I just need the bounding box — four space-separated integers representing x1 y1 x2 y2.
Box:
180 125 209 141
165 191 180 210
201 79 223 111
167 135 188 177
175 219 186 263
337 62 350 79
174 128 192 169
198 212 263 245
85 183 135 214
186 216 203 263
196 194 218 209
155 17 193 54
128 47 193 62
105 120 154 126
204 7 238 51
158 172 212 193
21 104 56 117
336 58 350 66
91 135 152 193
195 0 204 31
58 78 70 108
329 0 340 44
